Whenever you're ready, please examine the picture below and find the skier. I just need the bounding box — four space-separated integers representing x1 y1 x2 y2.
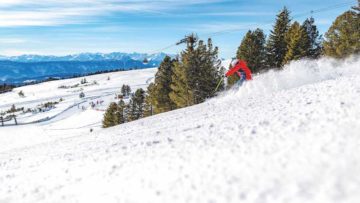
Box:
214 59 252 92
226 59 252 86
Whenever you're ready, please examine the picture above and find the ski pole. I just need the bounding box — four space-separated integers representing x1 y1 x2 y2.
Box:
214 77 225 93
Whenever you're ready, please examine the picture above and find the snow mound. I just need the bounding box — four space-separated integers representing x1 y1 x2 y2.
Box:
217 56 360 102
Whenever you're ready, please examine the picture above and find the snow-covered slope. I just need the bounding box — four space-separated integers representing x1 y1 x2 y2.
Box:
0 68 157 151
0 56 360 203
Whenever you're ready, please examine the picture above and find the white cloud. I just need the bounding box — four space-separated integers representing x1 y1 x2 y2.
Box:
0 7 102 27
194 11 275 17
0 0 225 27
0 49 44 56
315 19 333 26
0 38 27 44
187 22 272 34
0 0 29 7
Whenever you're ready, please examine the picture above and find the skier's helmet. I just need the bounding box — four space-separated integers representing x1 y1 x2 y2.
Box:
231 59 239 67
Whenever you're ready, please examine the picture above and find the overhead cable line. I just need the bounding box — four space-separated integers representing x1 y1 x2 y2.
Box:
206 1 355 38
146 1 356 56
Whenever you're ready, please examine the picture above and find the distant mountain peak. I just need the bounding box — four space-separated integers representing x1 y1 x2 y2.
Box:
0 52 173 63
0 52 173 84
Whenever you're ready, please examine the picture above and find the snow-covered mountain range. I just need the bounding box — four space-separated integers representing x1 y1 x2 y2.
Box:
0 52 169 62
0 52 170 84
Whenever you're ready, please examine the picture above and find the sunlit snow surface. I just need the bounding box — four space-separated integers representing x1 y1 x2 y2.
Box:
0 56 360 203
0 68 157 151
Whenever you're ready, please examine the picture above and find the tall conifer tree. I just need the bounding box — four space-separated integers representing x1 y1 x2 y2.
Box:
170 34 223 107
143 94 154 117
301 17 323 58
148 56 177 114
228 28 266 87
191 38 224 103
236 28 267 73
170 34 197 108
323 10 360 58
283 21 309 64
121 85 131 97
266 7 291 69
127 88 146 121
114 99 126 124
102 102 118 128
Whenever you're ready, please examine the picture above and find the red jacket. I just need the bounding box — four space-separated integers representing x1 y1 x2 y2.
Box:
225 60 252 80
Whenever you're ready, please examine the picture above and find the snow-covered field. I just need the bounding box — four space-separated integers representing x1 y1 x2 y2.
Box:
1 56 360 203
0 68 157 151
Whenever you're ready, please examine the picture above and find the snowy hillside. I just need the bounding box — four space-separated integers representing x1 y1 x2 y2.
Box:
1 56 360 203
0 68 157 151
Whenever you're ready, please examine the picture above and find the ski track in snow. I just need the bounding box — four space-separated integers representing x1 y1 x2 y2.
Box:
0 68 156 128
0 56 360 203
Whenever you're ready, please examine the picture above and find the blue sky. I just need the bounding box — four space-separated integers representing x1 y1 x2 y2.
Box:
0 0 356 58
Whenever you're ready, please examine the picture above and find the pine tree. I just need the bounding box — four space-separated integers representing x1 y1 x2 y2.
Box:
352 0 359 12
283 21 309 65
146 82 156 113
121 85 126 96
121 85 131 97
170 34 197 108
236 29 267 73
323 10 360 58
228 28 266 87
191 38 224 103
127 88 146 121
18 90 25 97
114 99 126 124
301 17 323 58
102 100 128 128
266 7 292 69
170 34 224 107
102 102 118 128
143 94 154 117
147 56 177 114
127 99 136 121
169 59 193 108
81 78 87 84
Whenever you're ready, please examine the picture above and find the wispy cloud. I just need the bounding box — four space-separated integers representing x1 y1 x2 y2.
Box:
315 19 333 26
0 0 348 58
0 38 27 44
0 0 226 27
0 49 43 56
188 22 272 34
193 11 275 17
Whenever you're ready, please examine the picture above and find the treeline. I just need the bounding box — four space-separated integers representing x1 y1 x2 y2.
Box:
0 67 131 89
71 67 134 78
0 84 15 94
102 87 152 128
102 4 359 128
149 36 224 110
229 5 359 85
103 36 224 128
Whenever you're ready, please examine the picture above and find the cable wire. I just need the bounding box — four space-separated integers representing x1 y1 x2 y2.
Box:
147 1 356 55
